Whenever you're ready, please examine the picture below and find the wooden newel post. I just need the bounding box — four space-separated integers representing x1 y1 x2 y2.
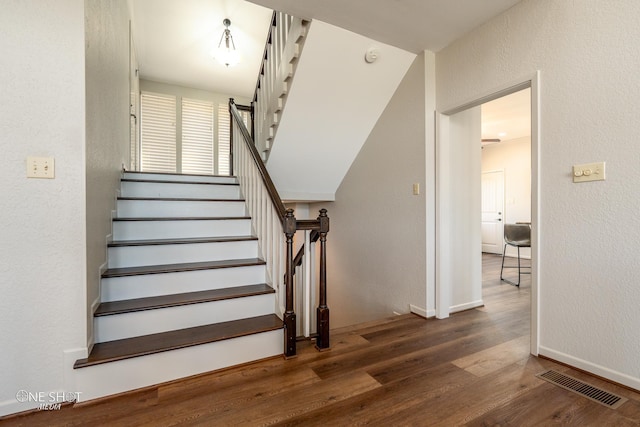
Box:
228 98 234 176
315 208 330 351
283 208 297 358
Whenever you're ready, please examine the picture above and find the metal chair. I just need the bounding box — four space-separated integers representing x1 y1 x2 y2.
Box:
500 223 531 287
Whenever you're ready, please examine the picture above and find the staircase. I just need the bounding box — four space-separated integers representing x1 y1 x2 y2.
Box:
73 171 283 401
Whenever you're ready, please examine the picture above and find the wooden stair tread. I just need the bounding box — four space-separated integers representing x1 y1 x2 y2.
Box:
102 258 266 278
108 235 257 247
122 178 239 186
74 314 282 368
118 196 245 202
95 283 274 316
112 216 251 222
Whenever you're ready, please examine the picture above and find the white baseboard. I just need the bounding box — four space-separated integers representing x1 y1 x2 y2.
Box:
539 346 640 391
0 356 86 418
409 304 434 318
1 397 39 418
450 299 484 314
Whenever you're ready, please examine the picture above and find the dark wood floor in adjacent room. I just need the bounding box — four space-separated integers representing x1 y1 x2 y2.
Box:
4 253 640 426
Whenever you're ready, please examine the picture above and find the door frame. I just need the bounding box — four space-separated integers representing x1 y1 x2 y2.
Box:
434 72 540 356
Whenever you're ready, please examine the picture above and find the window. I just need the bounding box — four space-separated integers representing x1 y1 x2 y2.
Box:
182 98 214 175
140 92 176 173
139 91 252 176
217 104 231 176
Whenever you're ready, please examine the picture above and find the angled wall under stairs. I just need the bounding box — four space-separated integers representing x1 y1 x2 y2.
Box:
73 171 283 401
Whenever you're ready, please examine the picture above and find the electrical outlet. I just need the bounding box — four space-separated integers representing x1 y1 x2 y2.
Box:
27 156 55 179
573 161 605 183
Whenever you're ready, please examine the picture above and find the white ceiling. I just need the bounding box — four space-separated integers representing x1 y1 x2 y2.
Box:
246 0 523 53
481 88 531 144
131 0 524 96
130 0 528 126
130 0 273 98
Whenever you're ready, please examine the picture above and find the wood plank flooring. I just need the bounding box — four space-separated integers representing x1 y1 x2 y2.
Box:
4 253 640 426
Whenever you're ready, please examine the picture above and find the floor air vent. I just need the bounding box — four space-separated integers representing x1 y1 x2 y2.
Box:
536 370 627 409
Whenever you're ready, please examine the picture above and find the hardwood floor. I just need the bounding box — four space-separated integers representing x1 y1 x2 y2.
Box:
4 253 640 426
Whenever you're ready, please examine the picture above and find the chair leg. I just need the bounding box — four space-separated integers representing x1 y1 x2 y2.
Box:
516 246 521 287
500 243 507 282
501 243 522 287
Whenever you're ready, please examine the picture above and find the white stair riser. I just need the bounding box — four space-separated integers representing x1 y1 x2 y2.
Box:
117 199 246 218
121 181 240 199
113 219 252 241
73 330 282 402
108 240 259 268
123 172 237 184
95 294 275 342
101 265 266 302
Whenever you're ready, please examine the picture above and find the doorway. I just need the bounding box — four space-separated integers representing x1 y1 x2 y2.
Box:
435 74 539 355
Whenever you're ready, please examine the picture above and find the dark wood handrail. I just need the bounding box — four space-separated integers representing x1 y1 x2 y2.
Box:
235 103 254 140
292 230 320 271
229 98 287 222
229 95 329 356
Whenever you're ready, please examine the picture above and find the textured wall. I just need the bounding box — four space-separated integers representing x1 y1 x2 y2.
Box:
0 0 87 416
311 55 426 328
437 0 640 388
84 0 132 342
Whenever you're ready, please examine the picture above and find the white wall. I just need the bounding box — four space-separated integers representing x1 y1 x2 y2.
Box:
0 0 87 416
482 137 531 258
437 0 640 389
85 0 132 344
310 54 426 328
267 20 416 201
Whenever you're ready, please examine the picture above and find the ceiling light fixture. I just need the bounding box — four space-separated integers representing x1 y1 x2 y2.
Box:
215 18 240 67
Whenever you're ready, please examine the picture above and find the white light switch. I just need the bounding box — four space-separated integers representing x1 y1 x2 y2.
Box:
27 156 55 179
573 162 605 183
413 183 420 195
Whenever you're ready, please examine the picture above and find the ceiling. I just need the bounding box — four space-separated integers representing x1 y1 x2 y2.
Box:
247 0 523 53
130 0 273 98
481 88 531 144
131 0 524 97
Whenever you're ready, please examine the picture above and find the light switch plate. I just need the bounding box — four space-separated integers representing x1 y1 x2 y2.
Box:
27 156 55 179
573 162 605 183
413 183 420 195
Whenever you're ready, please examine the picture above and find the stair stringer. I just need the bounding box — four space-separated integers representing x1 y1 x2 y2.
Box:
266 20 416 202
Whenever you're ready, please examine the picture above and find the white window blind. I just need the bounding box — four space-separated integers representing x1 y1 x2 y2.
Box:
182 98 214 175
140 92 176 173
217 104 231 176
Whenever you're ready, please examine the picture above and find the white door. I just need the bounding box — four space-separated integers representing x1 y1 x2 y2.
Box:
481 171 504 254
